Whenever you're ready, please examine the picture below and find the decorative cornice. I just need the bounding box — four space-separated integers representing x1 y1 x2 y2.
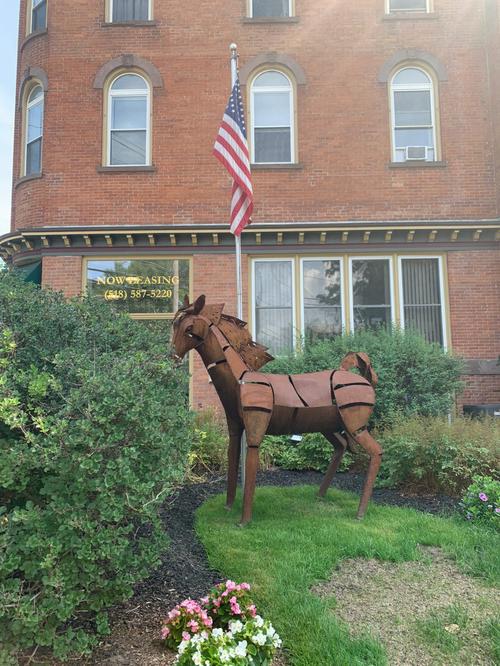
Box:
1 220 499 264
378 49 448 82
93 55 164 89
239 53 307 85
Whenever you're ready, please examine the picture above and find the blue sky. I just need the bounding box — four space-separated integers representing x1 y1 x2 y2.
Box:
0 1 20 236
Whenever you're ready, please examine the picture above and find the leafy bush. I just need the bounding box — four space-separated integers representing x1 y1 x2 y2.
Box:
260 433 356 473
461 476 500 529
0 273 192 659
189 409 228 478
266 328 464 427
377 415 500 495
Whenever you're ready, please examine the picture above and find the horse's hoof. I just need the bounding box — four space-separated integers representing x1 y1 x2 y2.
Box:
238 520 250 528
356 514 365 521
224 504 233 511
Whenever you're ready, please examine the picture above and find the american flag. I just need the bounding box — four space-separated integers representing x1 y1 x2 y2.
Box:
213 78 254 236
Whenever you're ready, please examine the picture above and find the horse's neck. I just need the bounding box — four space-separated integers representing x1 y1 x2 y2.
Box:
197 326 246 410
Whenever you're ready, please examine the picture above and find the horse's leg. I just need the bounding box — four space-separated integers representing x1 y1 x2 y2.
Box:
350 429 383 519
225 419 243 510
240 410 269 526
318 432 347 498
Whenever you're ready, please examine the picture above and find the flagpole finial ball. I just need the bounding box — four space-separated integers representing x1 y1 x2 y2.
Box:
230 43 238 52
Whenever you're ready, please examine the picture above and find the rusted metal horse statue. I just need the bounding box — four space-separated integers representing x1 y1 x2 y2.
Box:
172 295 383 525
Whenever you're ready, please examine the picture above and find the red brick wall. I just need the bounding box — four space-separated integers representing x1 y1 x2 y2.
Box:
41 256 83 297
12 0 500 231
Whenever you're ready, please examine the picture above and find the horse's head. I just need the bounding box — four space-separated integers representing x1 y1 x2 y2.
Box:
171 294 224 361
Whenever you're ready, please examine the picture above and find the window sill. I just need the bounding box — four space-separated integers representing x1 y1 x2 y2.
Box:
101 20 158 27
97 165 156 173
383 12 438 21
251 163 303 171
15 173 43 188
20 28 48 51
389 161 447 168
242 16 299 24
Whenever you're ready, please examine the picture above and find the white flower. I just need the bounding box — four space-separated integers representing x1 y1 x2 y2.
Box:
254 615 264 628
234 640 248 657
218 648 231 663
177 640 189 655
212 628 224 638
193 651 203 666
267 624 276 638
273 636 282 648
229 620 244 634
251 632 267 646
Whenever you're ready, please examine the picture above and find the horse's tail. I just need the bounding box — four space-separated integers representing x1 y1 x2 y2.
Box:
340 351 378 387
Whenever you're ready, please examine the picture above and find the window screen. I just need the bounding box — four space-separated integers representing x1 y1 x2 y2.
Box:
352 260 392 330
302 260 343 340
254 261 294 354
252 0 290 17
401 258 443 345
112 0 149 22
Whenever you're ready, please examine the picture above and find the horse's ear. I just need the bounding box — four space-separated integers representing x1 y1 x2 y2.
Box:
183 294 190 307
202 303 224 325
192 294 206 314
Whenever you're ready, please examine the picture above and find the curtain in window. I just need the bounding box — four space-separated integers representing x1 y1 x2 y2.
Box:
252 73 292 163
352 260 392 330
253 0 290 17
32 0 47 32
390 0 426 9
255 261 293 354
303 260 342 340
112 0 149 21
401 259 443 345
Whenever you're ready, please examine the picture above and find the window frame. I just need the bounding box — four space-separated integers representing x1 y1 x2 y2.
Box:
27 0 47 35
249 68 296 165
108 0 152 22
397 255 448 349
386 0 430 13
248 0 293 18
300 256 346 340
22 83 44 178
105 71 152 168
252 257 297 354
349 256 395 332
390 65 438 163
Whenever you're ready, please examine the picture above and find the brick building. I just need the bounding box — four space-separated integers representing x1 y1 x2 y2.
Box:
1 0 499 410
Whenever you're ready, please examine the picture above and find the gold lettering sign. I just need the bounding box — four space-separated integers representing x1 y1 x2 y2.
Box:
87 259 189 315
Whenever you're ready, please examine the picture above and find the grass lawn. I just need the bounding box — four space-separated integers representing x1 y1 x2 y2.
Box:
196 485 500 666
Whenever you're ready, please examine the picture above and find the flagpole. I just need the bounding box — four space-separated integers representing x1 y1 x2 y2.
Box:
230 43 247 489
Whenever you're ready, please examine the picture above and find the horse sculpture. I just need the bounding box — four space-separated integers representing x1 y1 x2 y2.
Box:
172 295 383 525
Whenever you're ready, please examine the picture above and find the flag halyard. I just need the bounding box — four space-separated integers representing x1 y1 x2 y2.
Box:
213 79 253 236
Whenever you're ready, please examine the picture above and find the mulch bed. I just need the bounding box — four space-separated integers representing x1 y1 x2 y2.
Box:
27 471 457 665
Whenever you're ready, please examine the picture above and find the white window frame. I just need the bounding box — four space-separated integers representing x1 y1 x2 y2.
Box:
398 255 448 349
349 256 395 332
390 66 437 163
250 70 295 165
28 0 47 34
109 0 152 22
386 0 430 13
249 0 293 18
24 85 44 177
252 257 297 353
300 257 345 339
107 73 151 167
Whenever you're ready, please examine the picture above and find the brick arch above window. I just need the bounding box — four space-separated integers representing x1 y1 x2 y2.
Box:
93 55 163 89
239 53 306 85
18 66 48 108
378 49 447 83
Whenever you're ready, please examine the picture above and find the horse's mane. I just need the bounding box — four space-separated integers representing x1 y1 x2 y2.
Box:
215 312 274 371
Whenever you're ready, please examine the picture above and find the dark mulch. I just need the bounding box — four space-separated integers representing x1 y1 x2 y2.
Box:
28 471 457 665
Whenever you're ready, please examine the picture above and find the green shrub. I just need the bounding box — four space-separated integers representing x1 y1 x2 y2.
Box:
377 415 500 495
266 328 464 427
260 433 356 473
460 476 500 529
189 409 228 478
0 273 192 659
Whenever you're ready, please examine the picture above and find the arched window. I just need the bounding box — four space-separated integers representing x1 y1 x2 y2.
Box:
250 70 295 164
24 84 44 176
107 73 150 166
29 0 47 33
390 67 437 163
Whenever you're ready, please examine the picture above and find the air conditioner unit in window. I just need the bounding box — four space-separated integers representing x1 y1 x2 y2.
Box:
405 146 428 161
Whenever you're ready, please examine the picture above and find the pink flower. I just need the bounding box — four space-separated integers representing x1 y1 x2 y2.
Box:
240 582 251 591
495 507 500 514
168 608 181 620
201 596 209 605
226 580 237 591
230 596 242 615
248 605 257 617
182 631 191 641
479 493 488 502
160 626 170 640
